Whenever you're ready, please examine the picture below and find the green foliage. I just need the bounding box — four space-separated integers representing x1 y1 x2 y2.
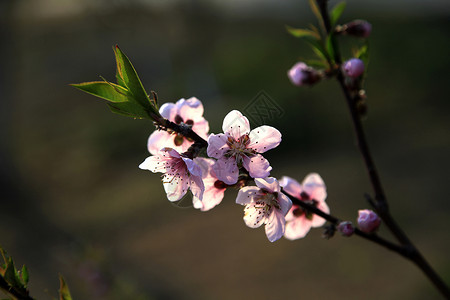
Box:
59 276 73 300
286 25 331 66
71 45 161 120
0 247 29 297
354 42 370 67
330 2 346 27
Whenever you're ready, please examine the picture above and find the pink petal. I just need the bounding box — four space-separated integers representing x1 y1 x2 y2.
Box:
188 174 205 201
279 176 303 198
311 201 329 227
162 172 189 202
265 210 286 242
193 157 215 178
159 102 177 120
242 154 272 179
284 216 312 240
212 158 239 185
302 173 327 202
192 118 209 140
277 193 293 216
147 131 182 156
195 177 226 211
177 97 204 121
222 110 250 139
284 205 298 222
236 186 260 205
163 147 181 159
182 157 202 177
254 177 280 193
207 134 230 159
139 155 168 173
247 126 282 153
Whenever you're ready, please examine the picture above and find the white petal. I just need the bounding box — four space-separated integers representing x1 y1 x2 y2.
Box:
139 155 166 173
162 173 189 202
247 126 282 153
277 193 293 216
236 186 260 205
302 173 327 202
207 134 230 159
242 154 272 179
265 210 286 242
254 177 279 193
222 110 250 139
243 202 267 229
212 158 239 185
279 176 303 198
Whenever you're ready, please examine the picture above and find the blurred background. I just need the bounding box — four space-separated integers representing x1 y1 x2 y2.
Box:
1 0 449 299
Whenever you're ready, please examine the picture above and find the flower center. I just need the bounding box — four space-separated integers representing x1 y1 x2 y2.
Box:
173 115 194 146
224 134 256 164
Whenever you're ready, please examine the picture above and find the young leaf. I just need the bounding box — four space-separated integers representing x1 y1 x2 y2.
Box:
71 81 129 103
113 45 153 110
59 275 73 300
309 0 325 33
286 26 320 39
21 265 29 287
325 33 336 63
330 2 346 27
354 42 370 67
4 258 22 290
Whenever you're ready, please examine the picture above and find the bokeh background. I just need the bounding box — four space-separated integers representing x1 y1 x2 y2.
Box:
1 0 449 299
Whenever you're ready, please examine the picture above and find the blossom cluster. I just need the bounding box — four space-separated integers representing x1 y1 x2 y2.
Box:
139 97 329 242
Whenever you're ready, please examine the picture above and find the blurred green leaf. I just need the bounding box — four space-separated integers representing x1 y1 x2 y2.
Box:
325 33 335 63
4 258 23 291
71 81 129 103
308 0 325 33
330 2 346 27
354 42 370 68
59 276 73 300
21 265 29 287
306 59 328 69
286 26 320 39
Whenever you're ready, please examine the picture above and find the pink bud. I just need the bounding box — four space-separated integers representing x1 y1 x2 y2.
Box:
357 209 381 233
288 62 321 86
337 221 354 237
343 58 365 78
344 20 372 38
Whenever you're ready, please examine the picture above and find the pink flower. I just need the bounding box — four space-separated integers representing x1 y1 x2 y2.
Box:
357 209 381 233
139 147 204 202
207 110 281 185
192 157 227 212
280 173 329 240
148 97 209 155
236 177 292 242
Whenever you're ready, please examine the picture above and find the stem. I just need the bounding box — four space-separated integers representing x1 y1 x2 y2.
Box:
0 276 34 300
315 0 449 297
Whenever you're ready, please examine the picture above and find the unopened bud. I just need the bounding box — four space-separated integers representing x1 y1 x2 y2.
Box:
337 221 354 237
343 20 372 38
288 62 321 86
343 58 365 78
357 209 381 233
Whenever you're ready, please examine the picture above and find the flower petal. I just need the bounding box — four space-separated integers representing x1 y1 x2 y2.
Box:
284 216 312 240
311 201 329 227
302 173 327 202
254 177 280 193
277 193 293 216
188 174 205 201
195 178 226 211
207 134 230 159
212 157 239 185
222 110 250 139
247 126 282 153
243 202 267 229
192 118 209 140
236 186 260 205
148 131 190 156
139 155 167 173
242 154 272 179
182 156 202 177
279 176 303 198
162 172 189 202
265 210 286 242
159 102 176 120
177 97 204 121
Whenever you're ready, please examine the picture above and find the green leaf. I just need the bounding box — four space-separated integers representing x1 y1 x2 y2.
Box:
330 2 346 27
21 265 29 287
286 26 320 39
113 45 153 110
107 101 149 119
325 33 335 63
4 258 22 289
71 81 129 103
309 0 325 33
306 59 328 69
354 42 370 67
59 276 73 300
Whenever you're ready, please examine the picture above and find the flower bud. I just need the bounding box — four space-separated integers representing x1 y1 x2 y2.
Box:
288 62 321 86
357 209 381 233
337 221 354 237
343 20 372 38
343 58 365 78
